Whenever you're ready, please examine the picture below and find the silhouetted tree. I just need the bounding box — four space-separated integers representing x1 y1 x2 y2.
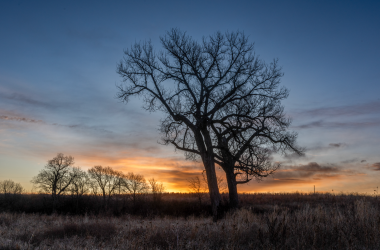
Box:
149 178 165 204
69 167 91 197
0 179 24 208
124 172 148 205
201 171 227 193
31 153 77 209
117 29 302 218
188 173 227 207
187 176 205 206
0 179 24 195
211 80 303 207
88 166 124 205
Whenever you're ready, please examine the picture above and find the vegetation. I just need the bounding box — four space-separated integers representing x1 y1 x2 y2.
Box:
0 180 24 195
1 193 380 249
3 155 379 248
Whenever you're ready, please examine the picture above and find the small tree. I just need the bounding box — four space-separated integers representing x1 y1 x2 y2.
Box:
149 178 165 204
187 176 205 206
188 173 227 207
0 179 24 208
88 166 123 204
69 167 91 197
201 171 227 193
0 180 24 195
31 153 77 208
125 172 148 205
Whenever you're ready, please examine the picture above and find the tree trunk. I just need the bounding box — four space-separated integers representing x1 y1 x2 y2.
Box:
102 190 107 209
52 191 57 212
203 154 221 222
225 167 239 208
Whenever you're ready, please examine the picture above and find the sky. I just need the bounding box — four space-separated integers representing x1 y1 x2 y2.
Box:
0 0 379 194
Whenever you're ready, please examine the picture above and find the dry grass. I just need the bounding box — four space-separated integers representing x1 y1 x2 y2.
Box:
1 193 380 249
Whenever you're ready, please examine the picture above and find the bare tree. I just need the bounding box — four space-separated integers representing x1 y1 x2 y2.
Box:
188 172 227 207
117 29 302 218
201 171 227 193
149 178 165 204
88 166 123 204
124 172 148 205
0 180 24 195
187 176 206 206
69 167 91 197
31 153 77 207
88 178 101 196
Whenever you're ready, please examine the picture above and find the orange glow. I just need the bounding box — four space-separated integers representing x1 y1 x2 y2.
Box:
67 153 373 194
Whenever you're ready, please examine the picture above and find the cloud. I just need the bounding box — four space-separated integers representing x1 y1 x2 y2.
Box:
293 119 380 129
0 115 45 124
294 120 324 129
0 91 54 109
0 112 114 135
341 158 361 164
370 163 380 171
290 100 380 130
295 100 380 118
296 162 340 173
271 162 359 183
308 143 346 152
283 143 346 163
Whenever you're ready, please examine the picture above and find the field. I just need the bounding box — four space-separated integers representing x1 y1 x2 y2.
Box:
1 193 380 249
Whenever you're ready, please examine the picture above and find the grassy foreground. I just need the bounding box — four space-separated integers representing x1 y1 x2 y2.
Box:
1 193 380 249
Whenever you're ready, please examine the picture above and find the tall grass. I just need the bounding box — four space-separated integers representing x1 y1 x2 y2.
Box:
1 193 380 249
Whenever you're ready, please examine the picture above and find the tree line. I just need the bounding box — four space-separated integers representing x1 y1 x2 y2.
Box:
0 153 228 216
30 153 165 209
0 179 24 195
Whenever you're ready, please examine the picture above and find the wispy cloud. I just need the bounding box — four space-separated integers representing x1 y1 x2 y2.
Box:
0 115 45 124
294 100 380 118
271 162 360 182
0 113 113 134
293 119 380 129
283 143 347 162
306 143 347 152
290 100 380 130
0 91 54 109
369 163 380 171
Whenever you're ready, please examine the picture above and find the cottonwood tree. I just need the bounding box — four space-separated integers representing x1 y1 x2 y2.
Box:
31 153 77 207
212 89 303 207
117 29 301 218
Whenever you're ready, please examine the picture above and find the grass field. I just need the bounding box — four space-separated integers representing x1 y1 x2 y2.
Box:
1 193 380 249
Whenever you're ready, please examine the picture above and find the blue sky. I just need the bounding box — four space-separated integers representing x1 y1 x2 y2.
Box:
0 0 379 193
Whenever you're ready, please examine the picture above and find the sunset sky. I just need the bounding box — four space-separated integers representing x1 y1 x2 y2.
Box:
1 1 379 194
